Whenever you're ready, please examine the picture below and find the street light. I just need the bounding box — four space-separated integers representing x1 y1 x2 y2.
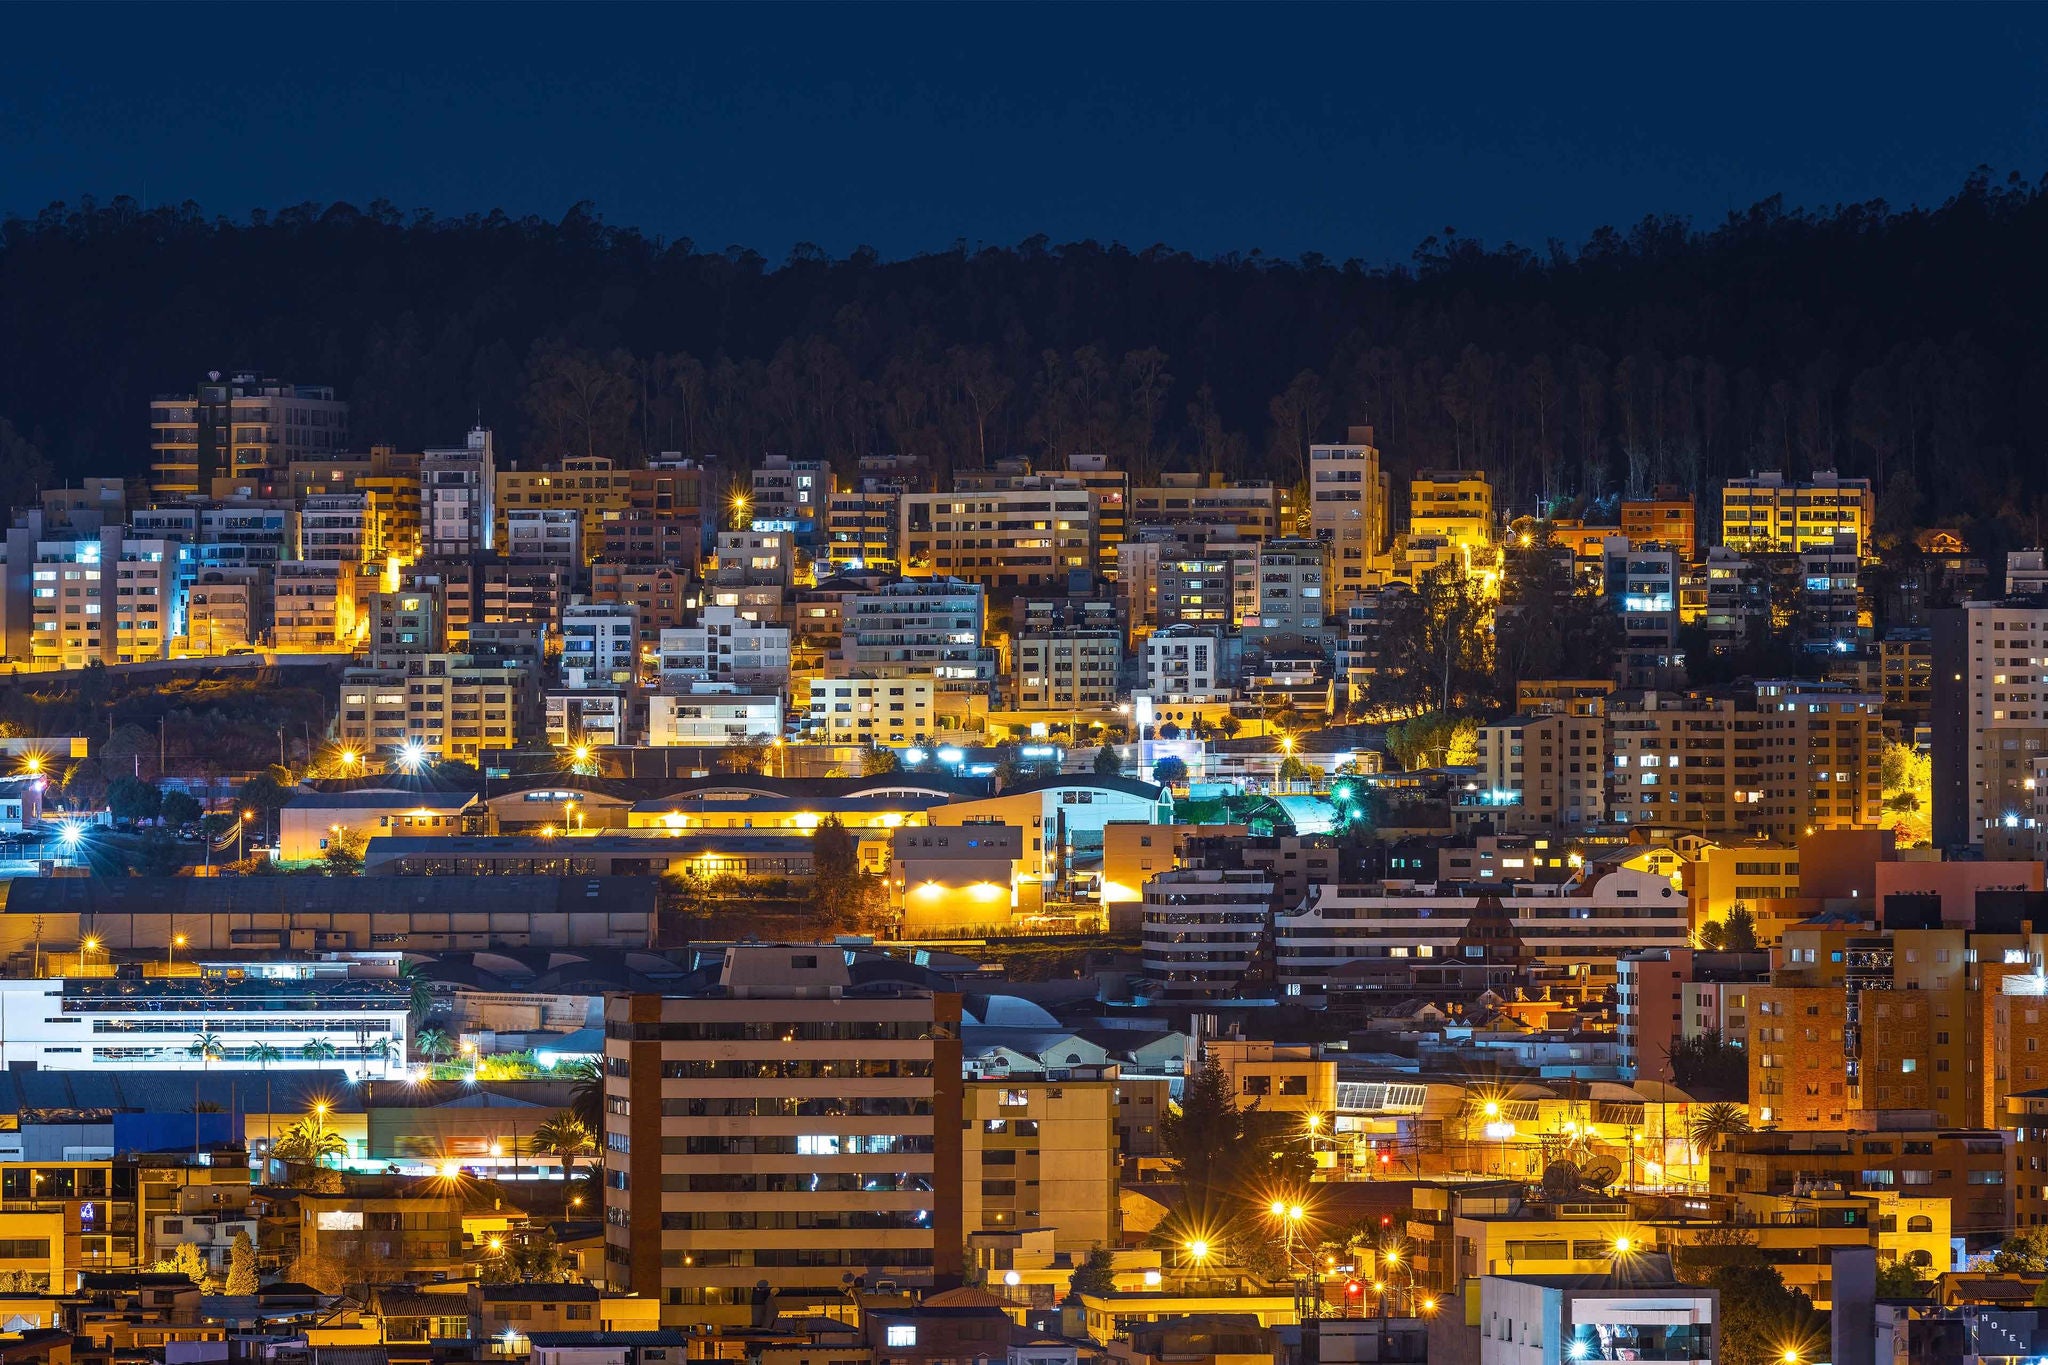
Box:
1184 1238 1211 1268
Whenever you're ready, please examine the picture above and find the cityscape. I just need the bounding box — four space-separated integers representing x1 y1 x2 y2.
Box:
7 8 2048 1365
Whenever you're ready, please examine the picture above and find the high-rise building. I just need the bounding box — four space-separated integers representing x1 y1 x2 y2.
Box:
823 489 900 571
270 560 358 653
300 494 370 567
1142 625 1230 701
560 603 639 686
421 429 496 559
1139 867 1274 1000
1719 469 1875 556
750 455 829 541
1473 712 1607 829
149 374 348 498
503 508 583 570
1156 557 1234 627
839 579 997 704
25 531 188 669
335 652 533 763
1601 537 1681 687
657 607 791 691
1064 453 1128 561
1932 599 2048 847
806 676 935 746
1013 629 1120 712
1309 427 1390 608
1129 474 1282 540
602 946 963 1327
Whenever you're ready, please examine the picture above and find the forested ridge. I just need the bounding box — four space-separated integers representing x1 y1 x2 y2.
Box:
5 170 2048 547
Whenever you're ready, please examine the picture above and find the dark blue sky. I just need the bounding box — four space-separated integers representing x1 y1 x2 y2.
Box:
5 3 2047 263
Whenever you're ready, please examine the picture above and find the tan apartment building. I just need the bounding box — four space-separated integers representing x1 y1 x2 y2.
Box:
1130 473 1282 540
272 559 358 652
1309 428 1390 609
961 1072 1120 1256
1719 469 1875 557
336 653 533 763
900 486 1096 591
1408 469 1494 554
1474 712 1606 829
603 947 964 1328
1014 629 1120 712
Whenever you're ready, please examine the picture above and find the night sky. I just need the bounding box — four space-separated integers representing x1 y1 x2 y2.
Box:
5 3 2047 263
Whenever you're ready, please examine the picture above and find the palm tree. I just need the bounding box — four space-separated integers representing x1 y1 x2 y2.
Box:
398 961 434 1025
271 1116 346 1167
531 1111 596 1186
566 1057 603 1134
415 1028 452 1065
187 1032 224 1071
1687 1102 1752 1156
300 1037 338 1065
365 1037 401 1079
247 1043 282 1156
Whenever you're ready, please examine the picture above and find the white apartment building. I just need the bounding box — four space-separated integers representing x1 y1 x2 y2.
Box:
421 428 496 558
1720 468 1874 556
2008 549 2048 597
272 560 357 652
1140 867 1275 1001
1143 625 1230 702
545 689 630 749
1309 426 1390 608
1932 600 2048 847
647 690 783 747
184 567 262 654
806 676 935 746
658 607 791 690
504 507 583 567
1274 868 1688 997
561 603 639 685
0 975 407 1073
900 485 1096 589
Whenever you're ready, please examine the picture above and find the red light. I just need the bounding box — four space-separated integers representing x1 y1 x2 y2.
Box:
1346 1281 1362 1296
1379 1153 1392 1166
1379 1214 1392 1226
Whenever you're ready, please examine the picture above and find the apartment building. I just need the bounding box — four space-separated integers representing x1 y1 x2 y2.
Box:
300 494 370 566
1408 469 1494 553
504 508 584 569
1248 537 1329 631
1013 629 1120 712
183 567 261 654
646 690 783 747
657 607 791 691
824 489 900 570
1620 487 1697 561
806 676 935 746
271 559 357 652
900 485 1096 591
1064 453 1127 558
1156 557 1234 627
1719 469 1875 556
335 653 532 763
27 532 188 668
839 579 998 702
1138 867 1275 1001
1472 711 1606 829
561 603 639 686
590 565 692 647
421 428 497 558
1142 625 1230 702
1798 532 1863 652
750 454 828 537
601 947 964 1328
357 446 424 566
149 374 348 497
1309 427 1391 608
1601 538 1681 687
1276 869 1688 997
1129 473 1281 540
711 530 795 589
362 585 446 663
961 1072 1119 1254
495 455 633 557
1932 599 2048 847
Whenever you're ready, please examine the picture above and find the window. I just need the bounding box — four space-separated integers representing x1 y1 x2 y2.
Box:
886 1326 917 1347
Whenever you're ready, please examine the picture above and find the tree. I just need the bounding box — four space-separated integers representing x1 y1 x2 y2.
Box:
1069 1247 1116 1297
1218 714 1241 740
532 1111 596 1185
415 1028 453 1063
224 1229 259 1296
1881 740 1932 846
400 960 435 1024
1161 1052 1243 1194
862 744 901 776
1276 755 1309 785
1093 745 1123 777
1722 906 1759 952
171 1240 213 1289
811 814 877 931
1992 1227 2048 1273
567 1056 604 1134
235 770 294 839
187 1032 224 1070
1664 1030 1748 1097
1152 756 1188 787
1874 1258 1932 1299
1384 713 1479 771
159 790 203 827
1687 1102 1751 1154
321 825 366 876
107 774 162 823
299 1037 337 1064
271 1115 345 1167
1707 1263 1824 1365
248 1042 282 1154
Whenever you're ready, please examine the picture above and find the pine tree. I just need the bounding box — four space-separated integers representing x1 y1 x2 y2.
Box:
225 1230 259 1296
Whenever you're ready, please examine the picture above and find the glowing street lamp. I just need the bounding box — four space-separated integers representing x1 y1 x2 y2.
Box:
1184 1238 1211 1267
396 742 428 774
